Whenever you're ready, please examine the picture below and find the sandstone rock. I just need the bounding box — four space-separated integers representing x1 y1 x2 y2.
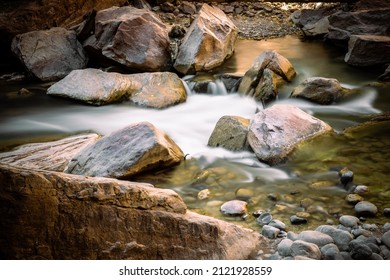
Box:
248 104 332 165
208 116 250 151
66 122 184 179
290 77 343 105
252 68 284 104
0 164 263 259
238 51 296 96
174 4 238 74
93 6 171 71
11 27 87 81
345 35 390 67
0 134 99 172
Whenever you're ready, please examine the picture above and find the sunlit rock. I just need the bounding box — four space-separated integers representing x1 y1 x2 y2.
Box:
11 27 87 81
248 104 332 165
66 122 184 179
174 4 238 74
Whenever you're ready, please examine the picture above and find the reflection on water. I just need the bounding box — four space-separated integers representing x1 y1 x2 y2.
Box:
1 36 389 231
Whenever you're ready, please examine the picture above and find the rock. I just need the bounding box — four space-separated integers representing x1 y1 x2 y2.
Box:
345 35 390 67
351 228 373 238
384 223 390 232
160 2 175 13
174 4 238 74
297 230 334 247
378 65 390 82
346 194 364 204
384 208 390 217
339 169 354 187
268 219 286 231
362 223 378 231
354 185 369 194
0 164 263 259
290 240 321 260
208 116 250 151
220 200 247 216
92 6 171 72
339 215 360 228
321 243 342 260
197 189 211 200
130 0 151 10
256 212 272 226
290 8 330 38
252 68 284 104
316 225 353 251
381 231 390 249
66 122 183 178
287 231 299 241
248 104 332 165
180 1 197 15
355 201 378 217
0 134 99 172
349 241 373 260
11 27 87 82
238 51 296 96
262 225 280 239
277 238 293 257
290 215 307 225
290 77 343 105
235 188 254 201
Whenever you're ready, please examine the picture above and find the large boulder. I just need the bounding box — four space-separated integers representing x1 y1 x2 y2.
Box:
344 35 390 67
91 6 171 71
174 4 238 74
0 164 263 259
290 8 331 38
11 27 88 81
248 104 332 165
66 122 184 179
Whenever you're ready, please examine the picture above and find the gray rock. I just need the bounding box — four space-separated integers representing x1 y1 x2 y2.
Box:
290 8 332 38
287 231 299 241
351 228 373 238
11 27 87 82
66 122 183 178
180 1 197 15
208 116 250 151
339 215 360 228
277 239 293 257
261 225 280 239
384 208 390 217
290 240 321 260
354 185 369 194
268 219 286 231
355 201 378 217
382 230 390 249
362 223 378 231
371 253 384 260
174 4 237 74
380 245 390 260
290 215 308 225
297 230 334 247
321 243 342 260
316 225 353 251
248 104 332 165
349 241 373 260
345 35 390 67
257 212 273 226
252 68 284 104
346 193 364 204
379 65 390 82
340 251 353 260
220 200 247 216
384 223 390 232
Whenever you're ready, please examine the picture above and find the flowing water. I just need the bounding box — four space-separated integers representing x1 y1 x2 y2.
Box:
1 35 389 232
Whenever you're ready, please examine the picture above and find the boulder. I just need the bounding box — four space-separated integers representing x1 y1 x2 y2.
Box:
290 8 331 38
290 77 344 105
66 122 184 179
248 104 332 165
174 4 238 74
92 6 171 71
0 164 263 259
208 115 250 151
378 65 390 82
345 35 390 67
11 27 88 81
238 51 296 96
0 134 99 172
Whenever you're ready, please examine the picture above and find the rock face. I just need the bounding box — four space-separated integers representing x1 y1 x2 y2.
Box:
0 134 99 172
248 104 332 165
11 27 88 81
47 69 187 108
345 35 390 67
0 164 263 259
91 6 171 72
174 4 238 74
208 115 250 151
290 77 343 105
66 122 184 179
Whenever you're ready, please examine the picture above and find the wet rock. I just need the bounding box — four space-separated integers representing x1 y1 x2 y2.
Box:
381 231 390 249
252 68 284 104
66 122 183 179
290 8 330 38
235 188 254 201
339 215 360 228
297 230 334 247
238 51 296 96
290 77 343 105
208 116 250 151
248 104 332 165
345 35 390 67
197 189 211 200
174 4 238 74
290 240 321 260
220 200 247 216
346 194 364 204
316 225 353 251
353 185 369 194
378 65 390 82
268 219 286 231
277 238 293 257
262 225 280 239
355 201 378 217
290 215 308 225
0 134 99 172
257 212 272 226
11 27 87 82
384 208 390 217
321 243 342 260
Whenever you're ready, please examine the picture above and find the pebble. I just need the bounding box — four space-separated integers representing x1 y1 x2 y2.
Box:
277 238 293 257
197 189 210 200
353 185 369 194
290 215 307 225
355 201 378 217
384 208 390 217
339 215 359 228
235 188 254 201
339 169 354 187
349 242 373 259
220 200 247 216
290 240 321 260
345 193 364 204
383 223 390 232
287 231 299 241
362 223 378 231
381 231 390 249
257 212 272 225
316 225 353 251
297 230 334 247
321 243 342 260
351 228 373 238
262 225 280 239
371 253 384 260
268 219 286 231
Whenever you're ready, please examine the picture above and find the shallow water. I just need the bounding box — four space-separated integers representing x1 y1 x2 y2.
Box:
1 36 389 232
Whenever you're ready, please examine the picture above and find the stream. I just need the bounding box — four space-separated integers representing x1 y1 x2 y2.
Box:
1 35 389 232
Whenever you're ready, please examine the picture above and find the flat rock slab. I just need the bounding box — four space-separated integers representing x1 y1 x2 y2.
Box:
248 104 332 165
66 122 184 179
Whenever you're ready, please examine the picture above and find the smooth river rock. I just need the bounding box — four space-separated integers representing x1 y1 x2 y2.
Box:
339 215 360 228
248 104 332 165
220 200 247 216
316 225 353 251
11 27 87 81
354 201 378 217
174 4 238 74
0 164 263 259
290 240 321 260
66 122 184 179
297 230 334 247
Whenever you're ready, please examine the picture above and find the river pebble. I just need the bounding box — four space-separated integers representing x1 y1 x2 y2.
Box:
287 231 299 241
290 215 308 225
345 193 364 204
257 212 272 225
339 215 360 228
297 230 334 247
262 225 280 239
320 243 342 260
384 208 390 217
351 228 373 238
316 225 353 251
220 200 247 216
383 223 390 232
362 223 378 231
349 241 373 259
339 169 354 187
268 219 286 231
290 240 321 260
353 185 369 194
355 201 378 217
381 231 390 249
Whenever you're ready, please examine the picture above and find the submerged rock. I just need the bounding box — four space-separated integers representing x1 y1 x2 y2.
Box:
220 200 247 216
11 27 87 81
66 122 184 179
174 4 238 74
